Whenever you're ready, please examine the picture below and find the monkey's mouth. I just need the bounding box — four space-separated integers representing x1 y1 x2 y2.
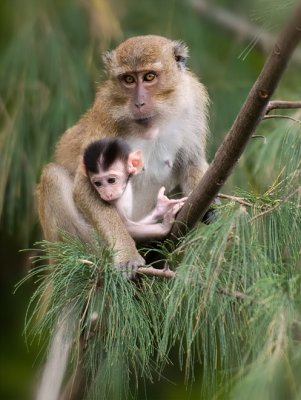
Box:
134 116 154 126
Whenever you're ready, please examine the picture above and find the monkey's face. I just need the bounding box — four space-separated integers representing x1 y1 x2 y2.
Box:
118 70 159 126
103 35 188 138
89 161 129 202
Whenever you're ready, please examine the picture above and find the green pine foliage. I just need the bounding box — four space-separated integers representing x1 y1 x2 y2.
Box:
19 125 301 399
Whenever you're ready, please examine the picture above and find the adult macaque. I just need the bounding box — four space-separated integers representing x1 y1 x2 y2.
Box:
36 35 209 272
83 138 186 240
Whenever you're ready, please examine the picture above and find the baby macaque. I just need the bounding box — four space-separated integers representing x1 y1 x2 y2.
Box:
83 138 187 241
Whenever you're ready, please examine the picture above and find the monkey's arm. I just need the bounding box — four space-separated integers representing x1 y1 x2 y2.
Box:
73 169 145 269
122 220 170 241
121 203 182 241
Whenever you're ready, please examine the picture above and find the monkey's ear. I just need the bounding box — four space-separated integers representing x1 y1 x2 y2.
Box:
128 150 144 175
79 156 89 177
173 41 189 71
102 50 115 71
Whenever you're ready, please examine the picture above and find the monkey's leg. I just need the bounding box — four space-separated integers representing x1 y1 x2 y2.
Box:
36 163 92 243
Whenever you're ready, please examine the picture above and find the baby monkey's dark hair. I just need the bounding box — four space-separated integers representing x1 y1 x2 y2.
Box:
83 138 132 173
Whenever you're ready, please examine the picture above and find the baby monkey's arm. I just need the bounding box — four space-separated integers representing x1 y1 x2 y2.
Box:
138 187 187 225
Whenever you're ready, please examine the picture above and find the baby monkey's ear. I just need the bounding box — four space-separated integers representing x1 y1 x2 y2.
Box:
127 150 144 175
80 155 89 177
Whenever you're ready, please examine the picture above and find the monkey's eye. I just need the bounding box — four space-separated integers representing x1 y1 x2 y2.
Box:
123 75 135 84
107 177 116 184
94 181 102 187
144 72 156 82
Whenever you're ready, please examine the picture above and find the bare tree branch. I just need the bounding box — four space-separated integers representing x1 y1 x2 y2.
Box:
137 266 175 278
262 114 301 124
217 193 254 207
266 100 301 113
170 2 301 245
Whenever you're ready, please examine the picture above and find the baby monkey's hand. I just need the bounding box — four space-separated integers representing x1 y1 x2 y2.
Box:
154 187 187 221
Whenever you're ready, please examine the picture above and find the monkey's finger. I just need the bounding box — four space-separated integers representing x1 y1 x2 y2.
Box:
157 186 166 197
167 197 188 204
173 204 183 213
118 256 145 279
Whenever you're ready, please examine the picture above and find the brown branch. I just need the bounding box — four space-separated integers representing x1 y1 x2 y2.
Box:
137 266 249 300
137 266 175 278
217 193 253 207
262 114 301 124
251 135 267 143
219 287 249 300
170 2 301 245
266 100 301 113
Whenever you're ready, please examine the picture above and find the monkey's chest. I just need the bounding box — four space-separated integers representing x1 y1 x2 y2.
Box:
127 132 182 220
130 149 179 220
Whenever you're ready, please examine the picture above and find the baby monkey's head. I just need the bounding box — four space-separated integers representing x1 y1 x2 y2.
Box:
83 138 143 202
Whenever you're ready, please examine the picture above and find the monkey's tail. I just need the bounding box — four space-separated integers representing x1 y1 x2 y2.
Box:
36 308 76 400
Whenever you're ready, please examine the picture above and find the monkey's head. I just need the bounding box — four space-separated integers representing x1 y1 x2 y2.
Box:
103 35 189 138
83 138 143 202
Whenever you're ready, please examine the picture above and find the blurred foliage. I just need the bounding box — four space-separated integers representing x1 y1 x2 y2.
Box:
1 0 300 399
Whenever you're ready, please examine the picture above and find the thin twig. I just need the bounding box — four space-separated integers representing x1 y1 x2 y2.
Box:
137 266 249 300
219 287 249 300
137 266 175 278
252 135 267 143
250 188 300 222
217 193 254 207
266 100 301 114
262 114 301 124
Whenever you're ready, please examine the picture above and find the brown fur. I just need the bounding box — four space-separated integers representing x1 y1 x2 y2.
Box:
36 35 210 269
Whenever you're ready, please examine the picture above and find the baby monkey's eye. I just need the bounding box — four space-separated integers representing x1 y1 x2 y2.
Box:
107 178 116 184
123 75 135 84
144 72 156 82
94 181 102 187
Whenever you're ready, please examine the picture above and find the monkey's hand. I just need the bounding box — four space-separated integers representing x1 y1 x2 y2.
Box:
154 187 187 221
116 253 145 279
162 203 184 231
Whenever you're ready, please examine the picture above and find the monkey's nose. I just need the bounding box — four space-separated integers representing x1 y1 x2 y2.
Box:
135 101 145 109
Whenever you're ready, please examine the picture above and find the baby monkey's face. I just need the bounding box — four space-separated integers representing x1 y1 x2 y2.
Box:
90 160 129 202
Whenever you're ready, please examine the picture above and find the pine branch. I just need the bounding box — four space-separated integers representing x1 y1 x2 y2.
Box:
250 187 301 222
136 267 250 301
170 2 301 245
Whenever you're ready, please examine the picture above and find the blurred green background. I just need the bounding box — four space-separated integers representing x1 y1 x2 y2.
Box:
0 0 300 398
